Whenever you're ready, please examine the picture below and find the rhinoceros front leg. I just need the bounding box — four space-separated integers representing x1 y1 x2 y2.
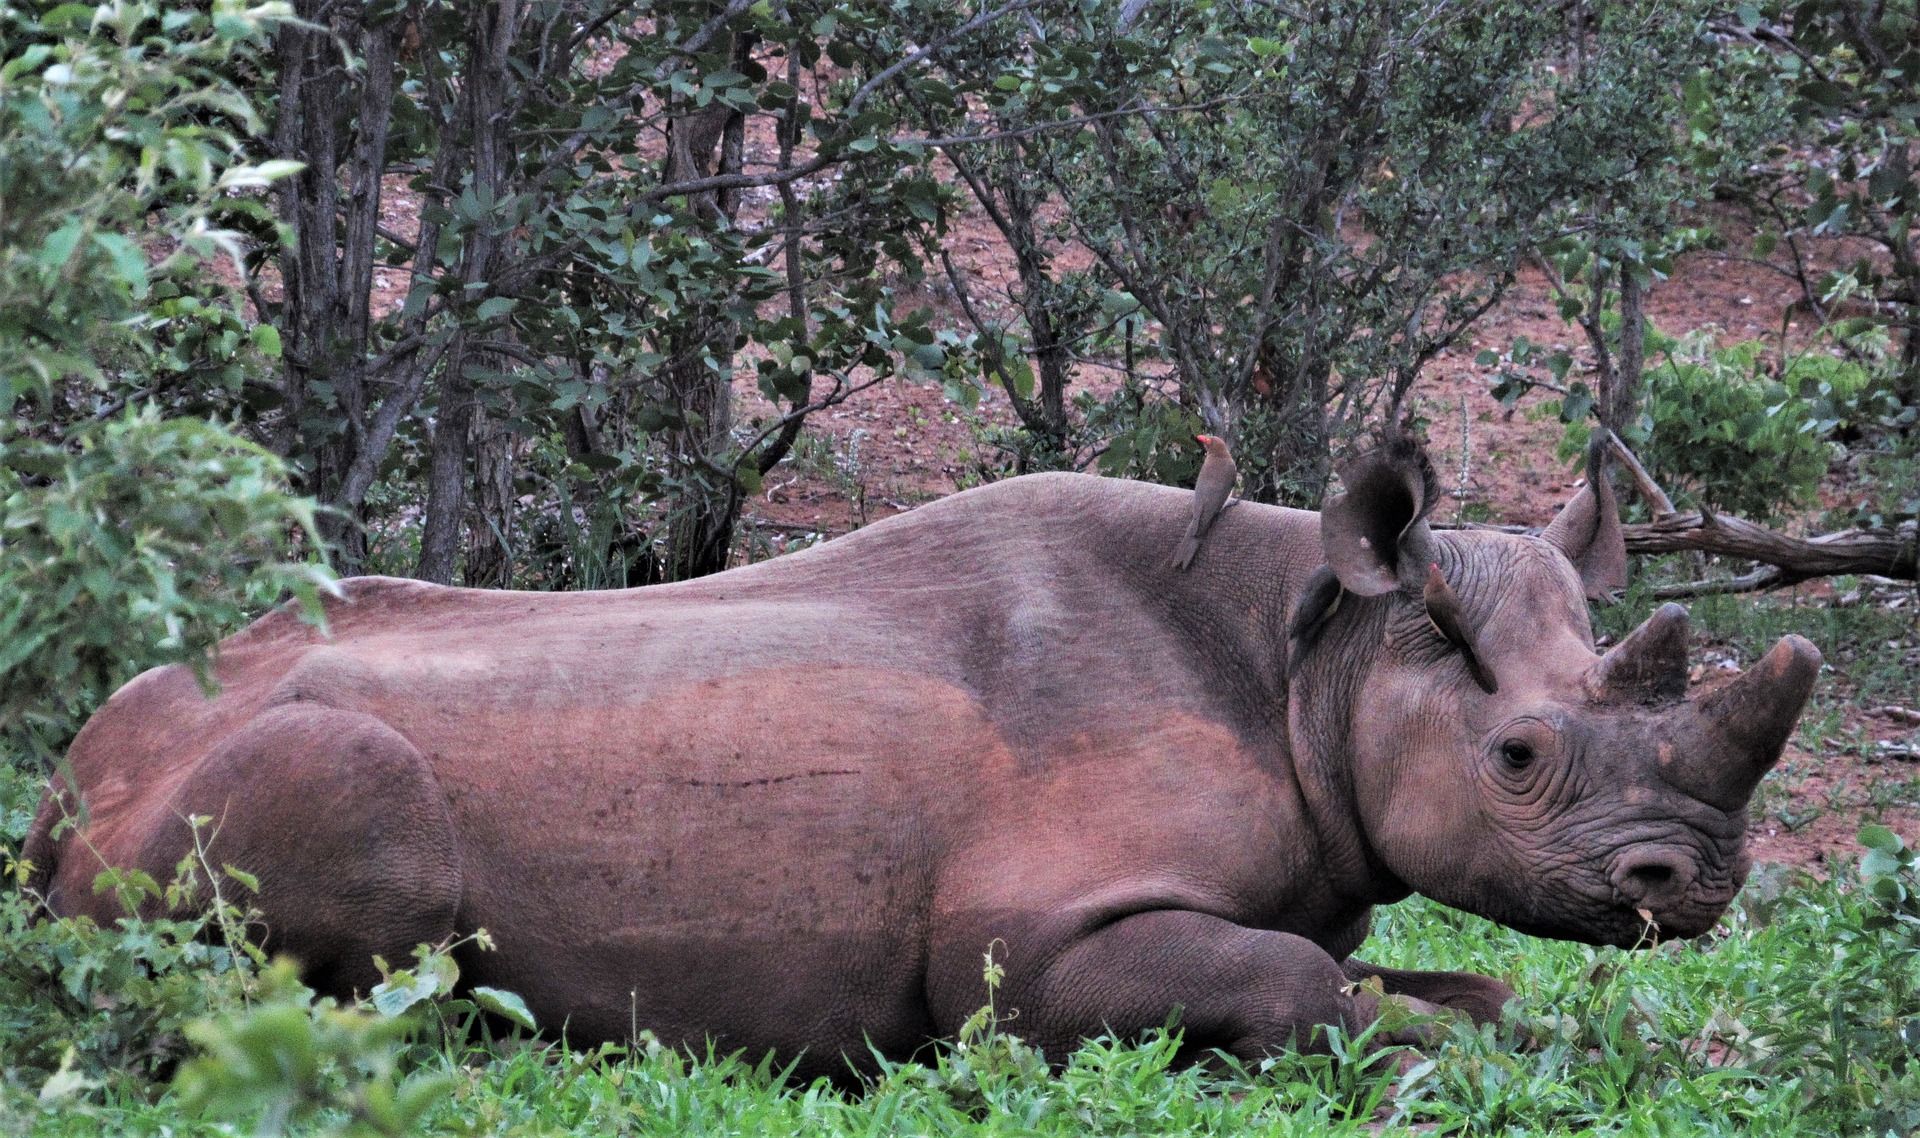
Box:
937 910 1422 1061
1339 958 1516 1029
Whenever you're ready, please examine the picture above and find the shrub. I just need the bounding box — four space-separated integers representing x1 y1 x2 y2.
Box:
0 409 335 768
1 0 325 768
1562 331 1892 521
0 0 292 412
0 772 262 1093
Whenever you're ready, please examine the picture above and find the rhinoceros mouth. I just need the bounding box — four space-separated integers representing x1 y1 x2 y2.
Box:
1494 875 1737 947
1619 902 1728 945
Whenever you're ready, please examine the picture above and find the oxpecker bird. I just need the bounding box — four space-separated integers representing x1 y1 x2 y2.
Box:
1423 562 1498 694
1173 433 1237 570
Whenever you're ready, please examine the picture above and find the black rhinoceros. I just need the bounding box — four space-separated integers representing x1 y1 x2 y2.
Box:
23 439 1818 1079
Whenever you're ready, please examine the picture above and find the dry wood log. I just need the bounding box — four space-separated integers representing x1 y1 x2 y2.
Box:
1622 513 1917 589
1597 433 1917 596
1441 512 1916 596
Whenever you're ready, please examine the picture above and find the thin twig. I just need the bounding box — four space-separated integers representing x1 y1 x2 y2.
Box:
1606 433 1677 519
1649 566 1790 599
728 367 885 479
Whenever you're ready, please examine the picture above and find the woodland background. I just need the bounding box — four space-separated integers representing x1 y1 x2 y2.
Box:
2 1 1919 1133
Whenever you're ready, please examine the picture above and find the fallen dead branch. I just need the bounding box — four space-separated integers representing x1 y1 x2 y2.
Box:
1448 513 1918 595
1443 434 1918 598
1607 433 1915 597
1625 513 1918 596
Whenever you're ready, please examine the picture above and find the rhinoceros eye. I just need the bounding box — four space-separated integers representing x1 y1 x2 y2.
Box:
1499 740 1536 770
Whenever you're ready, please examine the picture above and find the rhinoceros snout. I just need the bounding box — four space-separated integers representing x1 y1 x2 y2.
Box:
1605 845 1734 941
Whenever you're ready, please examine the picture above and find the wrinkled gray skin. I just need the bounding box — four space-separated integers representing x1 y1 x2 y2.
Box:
24 451 1820 1082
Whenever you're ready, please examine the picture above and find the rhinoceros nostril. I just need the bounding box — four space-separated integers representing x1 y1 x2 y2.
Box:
1612 851 1695 904
1632 863 1673 887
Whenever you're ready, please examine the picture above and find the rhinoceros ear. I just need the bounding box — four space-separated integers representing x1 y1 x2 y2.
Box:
1321 432 1437 597
1542 429 1628 601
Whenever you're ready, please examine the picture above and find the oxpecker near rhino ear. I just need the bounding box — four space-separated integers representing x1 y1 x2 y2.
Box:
1543 429 1628 601
1287 565 1345 663
1321 433 1440 597
1424 563 1498 695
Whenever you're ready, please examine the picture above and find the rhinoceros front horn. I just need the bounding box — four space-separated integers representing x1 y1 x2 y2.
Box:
1674 634 1823 810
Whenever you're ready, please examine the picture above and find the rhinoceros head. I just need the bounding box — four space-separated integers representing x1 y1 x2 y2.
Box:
1297 434 1820 947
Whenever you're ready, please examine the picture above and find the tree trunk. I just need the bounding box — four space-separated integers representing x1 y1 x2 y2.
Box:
998 147 1072 450
1604 267 1645 438
271 2 399 573
465 405 517 588
414 1 524 583
417 342 476 584
657 28 749 580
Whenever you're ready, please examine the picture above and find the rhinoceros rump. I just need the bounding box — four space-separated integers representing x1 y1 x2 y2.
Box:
22 444 1819 1079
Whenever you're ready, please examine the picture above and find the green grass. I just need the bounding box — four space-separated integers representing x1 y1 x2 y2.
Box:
6 849 1918 1136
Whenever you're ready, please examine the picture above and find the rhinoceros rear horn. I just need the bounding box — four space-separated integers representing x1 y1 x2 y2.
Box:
1678 634 1823 807
1322 432 1438 597
1588 602 1690 705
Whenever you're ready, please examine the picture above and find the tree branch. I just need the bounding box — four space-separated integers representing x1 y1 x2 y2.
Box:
1606 432 1677 518
1647 565 1789 599
730 367 886 480
1625 513 1917 584
1439 512 1917 586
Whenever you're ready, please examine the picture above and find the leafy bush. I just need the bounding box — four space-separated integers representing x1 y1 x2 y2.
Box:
924 0 1709 502
1 1 326 768
1635 334 1841 519
1686 0 1920 408
0 771 262 1094
1558 330 1893 521
172 959 460 1138
0 409 335 767
1788 824 1920 1134
0 0 291 412
0 754 499 1133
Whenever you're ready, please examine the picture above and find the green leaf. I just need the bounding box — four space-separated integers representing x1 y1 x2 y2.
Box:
370 971 437 1017
38 220 86 271
218 160 306 189
250 323 282 358
92 233 150 296
1559 385 1594 423
471 987 537 1031
1798 79 1851 108
1861 847 1906 878
1860 824 1905 855
475 296 517 321
221 864 261 893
